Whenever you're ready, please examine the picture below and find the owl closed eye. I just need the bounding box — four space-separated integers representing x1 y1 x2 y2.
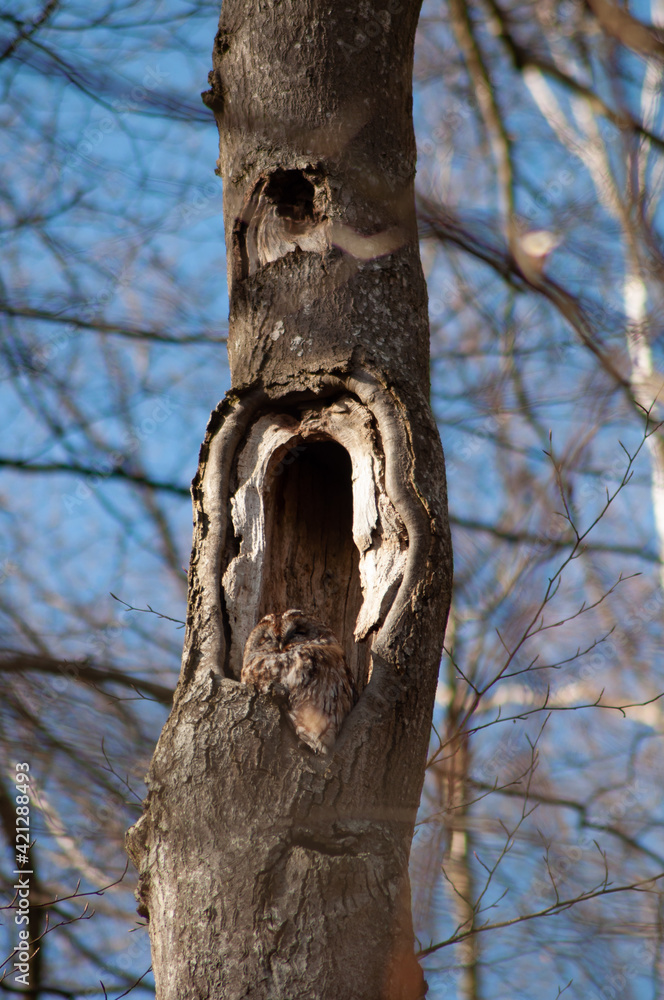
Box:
241 609 357 754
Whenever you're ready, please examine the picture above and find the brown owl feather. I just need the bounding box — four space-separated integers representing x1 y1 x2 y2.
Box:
241 609 357 754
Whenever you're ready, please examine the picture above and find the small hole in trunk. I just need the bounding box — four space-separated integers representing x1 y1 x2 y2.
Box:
263 170 316 222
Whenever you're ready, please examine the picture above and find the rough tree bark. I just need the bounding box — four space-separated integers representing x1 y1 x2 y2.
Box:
126 1 452 997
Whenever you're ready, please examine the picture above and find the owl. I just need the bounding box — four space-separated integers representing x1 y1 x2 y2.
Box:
241 609 357 754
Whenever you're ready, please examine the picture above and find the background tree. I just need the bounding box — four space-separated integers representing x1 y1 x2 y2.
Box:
1 0 664 998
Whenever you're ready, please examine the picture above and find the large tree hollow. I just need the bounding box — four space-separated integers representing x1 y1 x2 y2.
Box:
222 398 407 686
260 439 364 678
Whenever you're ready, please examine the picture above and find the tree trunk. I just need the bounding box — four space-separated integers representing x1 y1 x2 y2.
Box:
126 2 452 997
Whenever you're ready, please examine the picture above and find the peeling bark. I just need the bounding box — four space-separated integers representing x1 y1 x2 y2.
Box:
126 2 452 997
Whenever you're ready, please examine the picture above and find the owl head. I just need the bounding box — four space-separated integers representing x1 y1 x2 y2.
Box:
244 609 339 658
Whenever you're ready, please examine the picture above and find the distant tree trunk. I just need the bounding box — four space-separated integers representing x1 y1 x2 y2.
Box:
125 1 452 997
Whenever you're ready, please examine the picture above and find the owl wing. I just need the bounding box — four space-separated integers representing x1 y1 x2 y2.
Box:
287 643 356 754
241 652 283 693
